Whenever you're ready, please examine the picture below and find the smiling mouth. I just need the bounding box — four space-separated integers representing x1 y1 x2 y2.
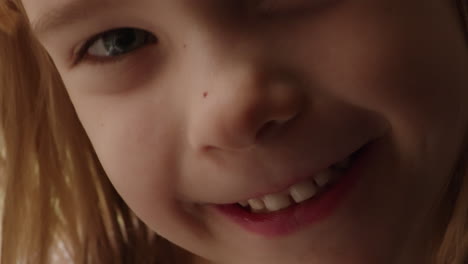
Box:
213 140 376 237
235 149 361 214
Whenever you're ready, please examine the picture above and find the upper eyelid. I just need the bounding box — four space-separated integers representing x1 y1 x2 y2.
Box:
34 0 316 35
33 0 123 35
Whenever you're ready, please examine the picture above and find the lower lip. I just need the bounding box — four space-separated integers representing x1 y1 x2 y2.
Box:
213 142 373 237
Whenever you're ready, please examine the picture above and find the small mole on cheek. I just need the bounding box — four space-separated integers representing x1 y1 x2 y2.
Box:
203 92 208 98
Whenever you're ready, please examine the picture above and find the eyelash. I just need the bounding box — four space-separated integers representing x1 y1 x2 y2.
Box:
73 28 158 66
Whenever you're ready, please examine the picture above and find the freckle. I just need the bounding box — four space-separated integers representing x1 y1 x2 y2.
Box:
203 92 208 98
183 43 187 48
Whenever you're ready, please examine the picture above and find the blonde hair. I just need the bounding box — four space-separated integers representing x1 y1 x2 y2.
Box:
0 0 466 263
0 1 186 263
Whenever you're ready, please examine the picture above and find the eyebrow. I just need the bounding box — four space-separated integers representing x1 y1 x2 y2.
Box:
32 0 113 34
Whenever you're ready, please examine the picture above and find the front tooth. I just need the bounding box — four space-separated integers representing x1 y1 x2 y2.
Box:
262 193 291 212
314 170 334 188
238 201 249 207
289 179 318 203
248 198 266 211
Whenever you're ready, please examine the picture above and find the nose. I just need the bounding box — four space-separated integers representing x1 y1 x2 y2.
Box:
188 64 305 152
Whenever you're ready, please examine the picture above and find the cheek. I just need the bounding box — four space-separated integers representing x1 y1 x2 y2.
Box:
67 90 184 207
277 0 468 193
288 0 467 147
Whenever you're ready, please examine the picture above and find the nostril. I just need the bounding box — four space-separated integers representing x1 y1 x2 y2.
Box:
255 99 303 142
201 145 217 152
255 120 280 140
190 68 305 151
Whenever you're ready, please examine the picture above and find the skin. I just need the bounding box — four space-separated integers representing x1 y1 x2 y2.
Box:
22 0 468 263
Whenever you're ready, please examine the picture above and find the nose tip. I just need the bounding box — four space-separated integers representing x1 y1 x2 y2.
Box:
188 71 305 152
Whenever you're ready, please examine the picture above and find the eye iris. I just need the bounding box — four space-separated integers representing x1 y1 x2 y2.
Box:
102 28 147 56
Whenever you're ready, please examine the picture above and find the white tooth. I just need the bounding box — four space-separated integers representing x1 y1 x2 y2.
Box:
314 170 334 188
238 201 249 207
289 179 318 203
248 198 266 211
262 193 292 212
333 157 352 170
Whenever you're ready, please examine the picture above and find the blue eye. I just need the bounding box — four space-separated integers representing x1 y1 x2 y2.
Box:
76 28 157 64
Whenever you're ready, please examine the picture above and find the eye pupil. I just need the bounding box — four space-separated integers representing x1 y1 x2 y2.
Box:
113 29 137 49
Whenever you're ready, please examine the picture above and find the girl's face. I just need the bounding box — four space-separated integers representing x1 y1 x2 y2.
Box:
23 0 468 263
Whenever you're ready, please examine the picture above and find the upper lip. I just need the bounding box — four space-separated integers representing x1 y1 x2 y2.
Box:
217 144 363 205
